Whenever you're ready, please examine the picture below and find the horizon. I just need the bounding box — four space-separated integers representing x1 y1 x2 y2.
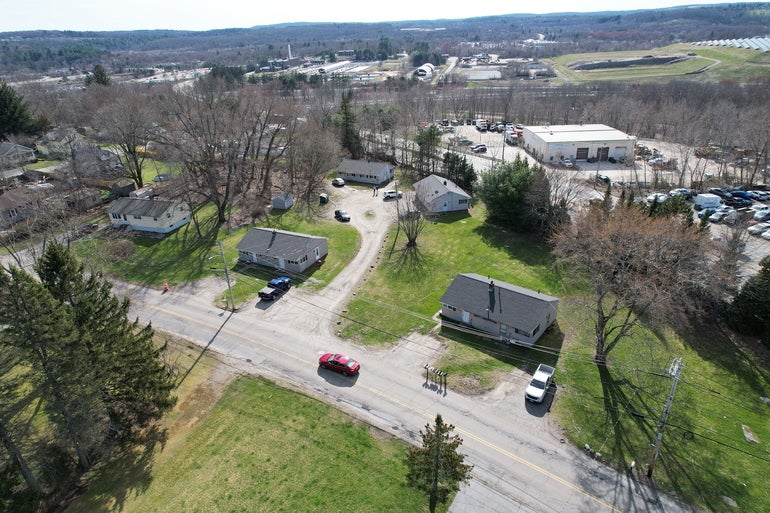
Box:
0 1 756 33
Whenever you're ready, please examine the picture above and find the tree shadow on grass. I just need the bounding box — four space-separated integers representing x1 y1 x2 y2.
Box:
387 244 432 280
50 425 169 513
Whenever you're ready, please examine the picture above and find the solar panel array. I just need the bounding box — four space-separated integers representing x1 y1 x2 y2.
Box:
693 36 770 52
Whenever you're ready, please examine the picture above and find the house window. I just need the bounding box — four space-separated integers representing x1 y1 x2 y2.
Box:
441 303 456 311
133 215 142 220
167 213 172 218
459 199 468 204
533 324 540 336
499 324 507 336
514 327 532 337
153 217 158 221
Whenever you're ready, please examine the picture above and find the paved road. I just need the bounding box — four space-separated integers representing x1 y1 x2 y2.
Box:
115 184 697 513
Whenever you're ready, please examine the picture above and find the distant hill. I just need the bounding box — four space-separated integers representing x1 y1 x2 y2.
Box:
1 3 768 75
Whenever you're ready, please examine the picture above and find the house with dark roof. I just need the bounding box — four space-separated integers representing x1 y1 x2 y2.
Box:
106 197 191 234
439 273 559 347
336 159 395 185
0 188 38 229
413 174 471 213
236 227 328 273
0 143 36 169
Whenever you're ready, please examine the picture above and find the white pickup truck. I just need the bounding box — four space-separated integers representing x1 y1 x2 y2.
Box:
525 364 555 403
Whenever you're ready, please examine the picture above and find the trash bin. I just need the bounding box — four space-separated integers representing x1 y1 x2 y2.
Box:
319 193 329 204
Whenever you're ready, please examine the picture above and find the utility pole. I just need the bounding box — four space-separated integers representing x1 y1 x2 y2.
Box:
647 357 682 478
216 240 236 312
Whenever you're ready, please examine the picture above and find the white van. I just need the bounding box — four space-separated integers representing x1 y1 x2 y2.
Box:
693 193 722 210
475 119 488 131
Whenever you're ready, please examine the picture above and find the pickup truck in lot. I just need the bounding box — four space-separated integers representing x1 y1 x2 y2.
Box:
258 276 292 301
525 364 555 403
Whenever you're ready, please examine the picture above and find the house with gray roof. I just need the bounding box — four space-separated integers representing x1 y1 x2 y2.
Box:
413 174 471 213
439 273 559 347
336 159 395 185
106 197 191 234
0 143 36 169
0 188 39 229
236 227 328 273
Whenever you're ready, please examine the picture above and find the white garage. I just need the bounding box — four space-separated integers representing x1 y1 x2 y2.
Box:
520 124 636 165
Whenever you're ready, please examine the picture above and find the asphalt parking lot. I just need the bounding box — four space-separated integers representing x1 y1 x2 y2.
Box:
441 124 770 278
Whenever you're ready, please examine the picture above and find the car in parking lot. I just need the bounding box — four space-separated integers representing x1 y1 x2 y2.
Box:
334 209 350 222
470 144 487 153
332 177 345 186
709 205 734 223
382 189 402 200
753 210 770 222
697 208 716 218
708 188 733 199
669 188 693 200
646 192 670 205
562 158 574 168
725 197 753 208
748 222 770 235
318 353 360 376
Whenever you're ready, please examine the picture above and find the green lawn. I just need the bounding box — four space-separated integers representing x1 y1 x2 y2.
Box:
74 205 360 307
67 338 436 513
340 206 563 346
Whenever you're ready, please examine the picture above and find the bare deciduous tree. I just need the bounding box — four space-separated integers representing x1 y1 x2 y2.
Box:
551 204 715 364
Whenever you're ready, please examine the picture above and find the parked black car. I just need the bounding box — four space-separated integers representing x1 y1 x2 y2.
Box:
708 188 733 199
725 197 753 208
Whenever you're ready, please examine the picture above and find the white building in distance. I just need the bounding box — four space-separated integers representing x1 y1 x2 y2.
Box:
520 124 636 165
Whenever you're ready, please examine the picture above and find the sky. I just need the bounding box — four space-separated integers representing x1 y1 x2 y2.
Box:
0 1 755 32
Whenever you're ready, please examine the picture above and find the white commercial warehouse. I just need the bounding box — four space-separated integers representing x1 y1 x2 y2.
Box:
521 124 636 165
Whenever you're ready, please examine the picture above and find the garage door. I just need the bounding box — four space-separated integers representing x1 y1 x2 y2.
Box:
576 148 589 160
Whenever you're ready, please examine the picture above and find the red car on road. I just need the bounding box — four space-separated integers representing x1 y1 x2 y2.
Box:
318 353 360 376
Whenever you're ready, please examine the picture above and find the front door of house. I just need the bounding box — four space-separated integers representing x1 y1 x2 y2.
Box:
462 310 470 324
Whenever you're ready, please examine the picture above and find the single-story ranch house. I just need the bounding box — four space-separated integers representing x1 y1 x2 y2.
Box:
236 227 328 274
0 143 36 169
336 159 395 185
413 174 471 213
439 273 559 347
107 197 191 234
520 124 636 165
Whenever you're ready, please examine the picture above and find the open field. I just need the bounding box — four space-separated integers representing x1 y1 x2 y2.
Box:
547 44 770 83
66 335 435 513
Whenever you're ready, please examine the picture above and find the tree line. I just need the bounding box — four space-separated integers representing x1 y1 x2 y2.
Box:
0 242 176 511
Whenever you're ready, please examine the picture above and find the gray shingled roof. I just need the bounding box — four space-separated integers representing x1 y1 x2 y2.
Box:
414 174 470 200
106 197 181 217
439 273 558 333
236 227 327 261
337 159 394 175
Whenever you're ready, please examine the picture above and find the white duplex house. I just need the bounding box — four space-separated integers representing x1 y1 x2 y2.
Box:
107 197 191 234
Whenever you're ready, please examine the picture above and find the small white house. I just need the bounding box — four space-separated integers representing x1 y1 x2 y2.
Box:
236 227 328 274
0 143 36 169
413 175 471 213
439 273 559 347
336 159 395 185
107 197 191 234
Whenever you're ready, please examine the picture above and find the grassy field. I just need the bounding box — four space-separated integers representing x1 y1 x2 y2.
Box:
547 44 770 83
340 207 563 345
67 335 436 513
